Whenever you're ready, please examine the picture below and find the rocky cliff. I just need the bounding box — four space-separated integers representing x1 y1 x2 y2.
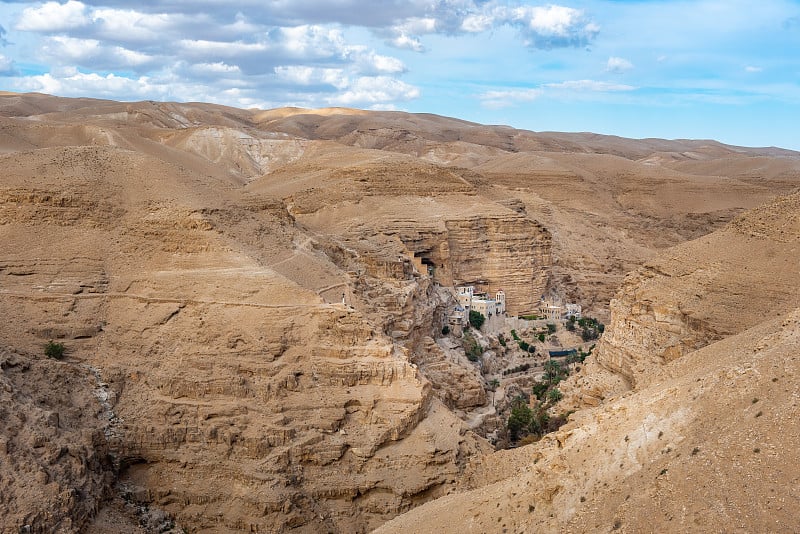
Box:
594 192 800 389
376 194 800 534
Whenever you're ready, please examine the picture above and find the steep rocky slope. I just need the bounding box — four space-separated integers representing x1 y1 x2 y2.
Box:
1 92 799 533
377 193 800 533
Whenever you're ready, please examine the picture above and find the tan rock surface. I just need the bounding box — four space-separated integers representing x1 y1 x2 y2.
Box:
1 92 799 533
376 192 800 534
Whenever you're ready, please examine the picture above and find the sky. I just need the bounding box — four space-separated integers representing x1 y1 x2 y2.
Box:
0 0 799 149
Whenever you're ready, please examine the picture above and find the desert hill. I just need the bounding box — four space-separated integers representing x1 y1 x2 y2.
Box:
0 92 798 532
376 190 800 533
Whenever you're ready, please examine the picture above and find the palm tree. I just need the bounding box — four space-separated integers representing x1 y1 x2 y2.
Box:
543 359 562 385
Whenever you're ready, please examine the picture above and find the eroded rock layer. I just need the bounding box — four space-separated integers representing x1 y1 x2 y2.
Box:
1 93 799 533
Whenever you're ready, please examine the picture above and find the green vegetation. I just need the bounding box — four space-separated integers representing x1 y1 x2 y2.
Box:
548 388 563 403
537 332 546 343
578 317 604 342
546 323 557 334
441 324 450 335
518 340 530 352
498 333 506 347
506 394 569 443
45 340 65 360
468 310 486 329
510 329 520 341
463 331 482 362
503 363 531 376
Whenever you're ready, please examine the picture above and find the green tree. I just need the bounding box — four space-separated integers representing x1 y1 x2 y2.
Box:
544 359 562 385
468 310 486 329
548 387 563 403
507 402 533 440
547 323 557 334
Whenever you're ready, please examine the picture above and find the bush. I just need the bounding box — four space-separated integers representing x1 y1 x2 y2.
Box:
45 340 65 360
537 332 546 342
518 340 530 351
548 388 563 403
441 325 450 335
531 381 548 401
546 323 557 334
498 333 506 347
468 310 486 329
463 332 482 362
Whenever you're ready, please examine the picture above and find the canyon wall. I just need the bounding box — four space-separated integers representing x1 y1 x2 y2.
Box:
594 193 800 388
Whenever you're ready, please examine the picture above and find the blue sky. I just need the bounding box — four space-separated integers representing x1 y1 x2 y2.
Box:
0 0 799 149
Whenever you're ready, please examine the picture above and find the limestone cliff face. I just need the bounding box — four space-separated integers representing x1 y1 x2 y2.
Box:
594 193 800 389
445 215 550 314
394 214 551 315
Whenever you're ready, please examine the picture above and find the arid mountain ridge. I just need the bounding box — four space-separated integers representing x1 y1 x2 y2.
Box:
0 92 799 533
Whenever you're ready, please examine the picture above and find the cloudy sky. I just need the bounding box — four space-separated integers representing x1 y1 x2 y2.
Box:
1 0 799 149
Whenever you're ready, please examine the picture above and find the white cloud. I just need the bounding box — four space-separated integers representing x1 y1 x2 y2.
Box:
274 66 349 89
188 62 242 75
388 33 425 52
90 8 196 42
461 14 494 33
330 76 420 106
478 88 543 108
354 51 406 75
382 3 598 51
12 70 157 99
606 56 634 74
478 79 636 109
745 65 763 73
16 1 89 32
0 54 15 75
41 36 156 69
545 80 636 92
178 39 268 58
278 25 349 60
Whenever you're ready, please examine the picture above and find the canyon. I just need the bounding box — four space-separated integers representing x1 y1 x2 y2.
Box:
1 92 799 533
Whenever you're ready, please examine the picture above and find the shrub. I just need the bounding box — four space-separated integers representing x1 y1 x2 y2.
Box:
531 381 548 401
518 340 530 351
548 388 563 403
441 324 450 335
468 310 486 329
463 332 482 362
498 334 506 347
537 332 546 342
546 323 556 334
45 340 65 360
510 329 520 341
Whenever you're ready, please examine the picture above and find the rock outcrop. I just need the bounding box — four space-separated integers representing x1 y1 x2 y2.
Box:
594 192 800 389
